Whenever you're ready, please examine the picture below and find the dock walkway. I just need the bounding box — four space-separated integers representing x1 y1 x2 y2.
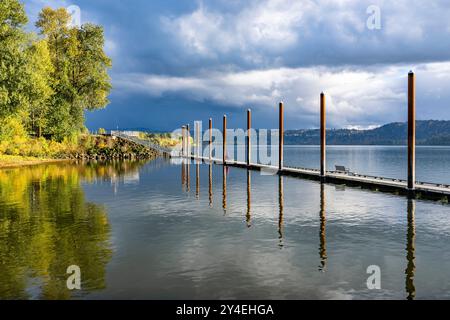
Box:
185 156 450 200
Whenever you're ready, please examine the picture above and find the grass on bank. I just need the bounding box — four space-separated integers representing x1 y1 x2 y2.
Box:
0 154 66 168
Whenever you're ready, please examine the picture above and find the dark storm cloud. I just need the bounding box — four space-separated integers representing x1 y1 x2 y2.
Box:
24 0 450 130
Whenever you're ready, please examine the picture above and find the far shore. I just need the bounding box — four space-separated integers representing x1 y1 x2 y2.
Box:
0 155 71 169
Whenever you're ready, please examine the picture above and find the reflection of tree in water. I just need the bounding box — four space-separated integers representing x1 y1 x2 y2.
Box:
0 161 142 299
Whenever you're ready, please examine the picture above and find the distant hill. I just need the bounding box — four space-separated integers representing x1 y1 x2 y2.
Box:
285 120 450 145
107 120 450 145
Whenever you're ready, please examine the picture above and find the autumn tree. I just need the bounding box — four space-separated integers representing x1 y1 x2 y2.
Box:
25 39 54 137
36 8 112 141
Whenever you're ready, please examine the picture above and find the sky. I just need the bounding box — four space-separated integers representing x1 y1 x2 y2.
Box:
24 0 450 131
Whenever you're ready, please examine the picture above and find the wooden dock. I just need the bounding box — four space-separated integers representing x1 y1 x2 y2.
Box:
176 72 450 201
183 156 450 201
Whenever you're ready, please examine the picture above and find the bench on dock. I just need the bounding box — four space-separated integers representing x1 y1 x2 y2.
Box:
335 165 350 174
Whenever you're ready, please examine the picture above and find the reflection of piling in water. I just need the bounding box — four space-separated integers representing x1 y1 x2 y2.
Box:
246 169 251 228
209 164 213 207
186 162 190 192
222 167 227 214
319 183 327 271
278 175 284 248
196 163 200 199
405 198 416 300
181 161 186 191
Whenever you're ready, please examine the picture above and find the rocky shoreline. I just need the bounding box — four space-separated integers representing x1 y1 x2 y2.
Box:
0 136 162 168
70 136 161 160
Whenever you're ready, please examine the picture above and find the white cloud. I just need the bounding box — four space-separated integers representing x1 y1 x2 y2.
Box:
161 0 318 61
113 61 450 128
161 0 450 68
161 4 234 58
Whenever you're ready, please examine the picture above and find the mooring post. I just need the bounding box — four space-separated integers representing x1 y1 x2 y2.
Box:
408 71 416 191
279 102 284 171
194 122 198 159
247 109 252 166
320 93 326 179
209 118 213 161
186 124 190 159
223 115 227 165
195 121 200 159
181 126 186 157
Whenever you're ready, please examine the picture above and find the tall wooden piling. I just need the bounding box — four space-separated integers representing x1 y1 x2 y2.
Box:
223 115 227 165
279 102 284 171
408 72 416 190
195 121 200 158
247 109 252 166
181 126 186 157
209 118 213 160
320 93 326 178
186 124 190 158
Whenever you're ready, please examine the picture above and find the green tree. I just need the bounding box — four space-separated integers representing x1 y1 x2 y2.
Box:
0 0 30 118
36 8 112 141
25 39 54 137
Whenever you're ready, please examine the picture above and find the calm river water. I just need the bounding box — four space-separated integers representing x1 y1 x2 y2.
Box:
1 146 450 299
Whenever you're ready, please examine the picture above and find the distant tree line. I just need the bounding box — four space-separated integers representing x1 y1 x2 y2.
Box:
0 0 111 142
285 120 450 145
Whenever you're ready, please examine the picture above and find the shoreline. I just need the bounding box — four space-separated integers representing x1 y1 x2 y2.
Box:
0 135 161 169
0 156 71 169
